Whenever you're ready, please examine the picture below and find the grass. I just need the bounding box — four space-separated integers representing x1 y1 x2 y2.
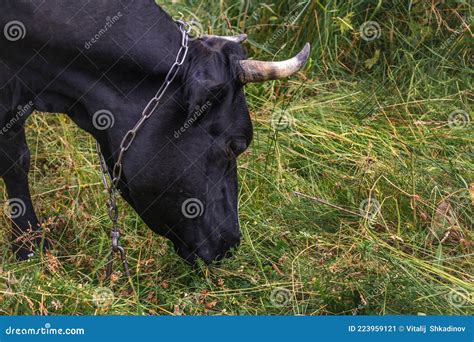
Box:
0 0 473 315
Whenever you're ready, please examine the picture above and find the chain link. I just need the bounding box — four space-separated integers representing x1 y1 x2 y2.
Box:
96 21 190 280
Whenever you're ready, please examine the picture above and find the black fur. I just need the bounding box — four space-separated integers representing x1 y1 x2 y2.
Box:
0 0 252 263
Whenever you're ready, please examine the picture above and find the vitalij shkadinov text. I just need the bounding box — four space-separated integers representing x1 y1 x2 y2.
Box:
406 325 466 333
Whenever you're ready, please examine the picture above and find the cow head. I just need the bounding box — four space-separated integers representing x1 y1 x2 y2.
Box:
128 33 310 264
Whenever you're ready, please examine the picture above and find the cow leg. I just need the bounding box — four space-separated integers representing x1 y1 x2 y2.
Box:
0 127 46 260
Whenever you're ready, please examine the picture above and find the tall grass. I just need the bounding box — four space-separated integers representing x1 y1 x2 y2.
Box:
0 0 472 315
170 1 471 80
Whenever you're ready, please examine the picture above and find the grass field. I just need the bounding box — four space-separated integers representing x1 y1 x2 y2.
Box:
1 0 473 315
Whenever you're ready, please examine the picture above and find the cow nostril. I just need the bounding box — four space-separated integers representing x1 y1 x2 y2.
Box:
196 235 240 264
197 247 215 265
225 231 241 248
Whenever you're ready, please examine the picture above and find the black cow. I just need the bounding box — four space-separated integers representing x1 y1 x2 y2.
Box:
0 1 309 264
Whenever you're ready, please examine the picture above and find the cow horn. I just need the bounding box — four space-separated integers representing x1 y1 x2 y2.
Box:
237 43 311 83
203 34 248 43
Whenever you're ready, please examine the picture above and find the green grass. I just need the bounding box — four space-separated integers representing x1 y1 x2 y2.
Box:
1 0 473 315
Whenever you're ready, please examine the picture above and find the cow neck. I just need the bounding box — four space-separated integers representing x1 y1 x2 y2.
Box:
97 20 191 280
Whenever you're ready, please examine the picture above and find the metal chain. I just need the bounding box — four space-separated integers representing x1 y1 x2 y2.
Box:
96 21 191 280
